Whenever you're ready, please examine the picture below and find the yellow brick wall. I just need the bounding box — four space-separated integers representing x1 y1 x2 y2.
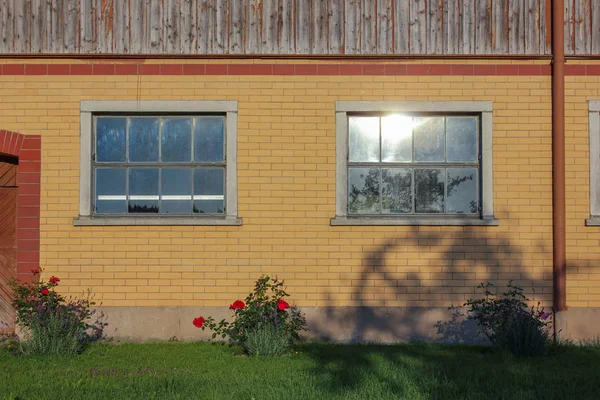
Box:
566 75 600 307
0 60 556 308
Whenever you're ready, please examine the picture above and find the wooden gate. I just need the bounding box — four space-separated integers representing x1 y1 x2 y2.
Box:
0 159 17 334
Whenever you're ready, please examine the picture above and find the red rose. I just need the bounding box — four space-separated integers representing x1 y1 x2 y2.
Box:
40 288 49 296
30 269 40 275
230 300 245 310
193 317 205 328
277 300 290 311
49 276 60 284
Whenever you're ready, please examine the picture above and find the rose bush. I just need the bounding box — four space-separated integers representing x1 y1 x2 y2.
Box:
193 275 307 350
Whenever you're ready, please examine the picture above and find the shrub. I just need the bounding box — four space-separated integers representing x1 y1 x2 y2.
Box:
464 281 552 356
9 269 107 355
244 324 290 357
194 275 307 351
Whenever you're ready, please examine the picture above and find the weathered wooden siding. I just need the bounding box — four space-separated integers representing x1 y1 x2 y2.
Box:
0 0 598 56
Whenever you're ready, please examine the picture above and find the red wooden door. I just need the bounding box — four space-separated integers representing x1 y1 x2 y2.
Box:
0 160 17 334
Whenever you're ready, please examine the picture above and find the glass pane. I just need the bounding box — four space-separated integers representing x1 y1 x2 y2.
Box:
447 117 478 162
415 169 445 213
348 117 380 162
414 117 445 162
161 118 192 162
129 118 159 162
194 117 225 162
95 168 126 214
447 168 478 214
129 168 159 213
382 168 412 214
381 115 413 162
348 168 380 214
194 168 225 214
161 169 192 214
96 117 126 162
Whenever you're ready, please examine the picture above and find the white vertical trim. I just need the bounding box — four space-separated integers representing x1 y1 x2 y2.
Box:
226 109 238 217
589 105 600 216
481 110 494 219
79 111 92 217
335 111 348 217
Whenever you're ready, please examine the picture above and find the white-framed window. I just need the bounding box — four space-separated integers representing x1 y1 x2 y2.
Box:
74 101 241 226
586 100 600 226
331 101 497 226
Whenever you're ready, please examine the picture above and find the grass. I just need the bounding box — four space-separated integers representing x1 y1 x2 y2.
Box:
1 342 600 400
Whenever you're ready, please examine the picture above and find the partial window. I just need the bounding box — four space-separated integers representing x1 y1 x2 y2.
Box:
332 101 497 226
76 101 240 226
586 100 600 226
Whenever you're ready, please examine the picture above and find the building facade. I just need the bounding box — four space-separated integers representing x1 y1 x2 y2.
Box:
0 0 599 342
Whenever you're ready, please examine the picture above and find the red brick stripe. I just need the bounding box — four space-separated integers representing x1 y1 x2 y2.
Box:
0 63 598 76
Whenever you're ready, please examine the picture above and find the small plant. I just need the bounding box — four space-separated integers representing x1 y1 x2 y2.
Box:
193 275 307 353
464 281 552 356
9 269 107 355
244 323 290 357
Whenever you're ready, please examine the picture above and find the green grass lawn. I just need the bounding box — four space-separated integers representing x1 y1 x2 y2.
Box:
1 342 599 400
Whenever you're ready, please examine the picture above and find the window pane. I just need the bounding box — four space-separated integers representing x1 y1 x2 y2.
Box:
415 168 445 213
161 168 192 214
381 115 412 162
447 117 478 162
96 117 126 162
194 168 225 214
382 168 412 213
348 117 380 162
447 168 478 214
194 117 224 162
129 118 159 162
161 118 192 162
95 168 126 214
129 168 159 213
348 168 380 214
414 117 445 162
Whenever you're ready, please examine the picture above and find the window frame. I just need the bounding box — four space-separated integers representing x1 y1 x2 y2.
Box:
75 101 241 226
586 100 600 226
331 101 498 226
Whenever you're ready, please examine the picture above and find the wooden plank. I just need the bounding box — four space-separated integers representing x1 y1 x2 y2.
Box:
360 0 375 53
312 0 327 53
508 0 525 54
0 0 11 52
328 0 344 54
563 0 574 54
148 0 163 53
245 0 261 54
229 0 244 54
593 0 600 55
539 0 551 54
164 0 180 53
263 0 279 53
428 0 444 54
31 0 46 53
445 0 460 53
214 0 228 54
64 0 79 53
410 0 427 53
461 0 475 53
129 0 146 53
13 0 31 53
48 0 63 52
279 0 294 53
524 0 540 54
181 0 198 54
492 0 508 53
394 0 410 53
114 0 130 53
80 0 95 53
574 0 592 54
475 0 492 54
95 0 114 53
376 0 393 53
344 0 360 54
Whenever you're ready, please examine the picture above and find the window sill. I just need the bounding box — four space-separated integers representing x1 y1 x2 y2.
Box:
585 217 600 226
73 216 243 226
330 216 499 226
